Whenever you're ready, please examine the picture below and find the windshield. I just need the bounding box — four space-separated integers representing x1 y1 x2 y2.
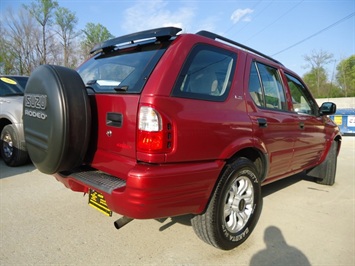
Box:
77 43 168 93
0 76 28 97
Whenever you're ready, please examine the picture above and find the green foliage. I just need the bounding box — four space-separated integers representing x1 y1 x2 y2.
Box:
55 7 78 67
24 0 59 64
81 23 115 57
1 2 114 73
24 0 58 26
336 55 355 97
302 51 355 98
302 67 328 97
1 8 41 75
55 7 77 34
0 29 13 74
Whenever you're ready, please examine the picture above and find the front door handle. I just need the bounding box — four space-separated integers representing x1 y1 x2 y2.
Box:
257 118 268 128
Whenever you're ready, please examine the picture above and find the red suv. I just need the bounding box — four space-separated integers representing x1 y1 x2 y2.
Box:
23 27 341 250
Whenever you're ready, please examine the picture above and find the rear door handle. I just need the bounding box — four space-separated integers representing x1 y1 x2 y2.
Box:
257 118 268 128
106 112 123 127
299 122 305 130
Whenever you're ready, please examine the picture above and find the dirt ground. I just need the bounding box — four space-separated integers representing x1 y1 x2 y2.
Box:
1 137 354 265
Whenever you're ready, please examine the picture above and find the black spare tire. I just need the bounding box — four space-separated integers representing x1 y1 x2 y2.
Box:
23 65 91 174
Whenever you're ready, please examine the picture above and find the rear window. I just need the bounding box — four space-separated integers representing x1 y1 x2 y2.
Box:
172 44 236 101
77 42 168 93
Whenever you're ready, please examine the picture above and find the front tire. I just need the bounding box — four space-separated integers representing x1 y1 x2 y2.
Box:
191 157 262 250
0 124 29 166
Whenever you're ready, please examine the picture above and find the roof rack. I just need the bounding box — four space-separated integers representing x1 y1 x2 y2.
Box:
90 27 182 54
196 30 283 66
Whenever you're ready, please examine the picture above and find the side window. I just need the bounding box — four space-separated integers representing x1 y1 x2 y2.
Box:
248 62 287 111
286 73 318 115
248 63 264 107
172 45 236 101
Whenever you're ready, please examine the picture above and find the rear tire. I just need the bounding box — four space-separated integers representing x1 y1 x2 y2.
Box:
0 124 28 166
191 157 262 250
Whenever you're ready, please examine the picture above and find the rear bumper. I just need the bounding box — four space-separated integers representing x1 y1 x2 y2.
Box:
54 160 224 219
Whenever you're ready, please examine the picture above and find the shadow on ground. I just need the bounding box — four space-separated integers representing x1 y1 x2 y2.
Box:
250 226 311 266
0 159 35 179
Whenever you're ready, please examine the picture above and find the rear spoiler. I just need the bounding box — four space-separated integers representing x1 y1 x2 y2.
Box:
90 27 182 54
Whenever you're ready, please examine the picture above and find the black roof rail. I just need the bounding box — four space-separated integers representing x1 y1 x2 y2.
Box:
90 27 182 54
196 30 283 66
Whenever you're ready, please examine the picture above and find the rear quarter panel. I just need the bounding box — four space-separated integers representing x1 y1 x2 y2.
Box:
141 37 254 163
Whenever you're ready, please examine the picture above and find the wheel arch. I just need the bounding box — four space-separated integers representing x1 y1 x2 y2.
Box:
0 118 11 134
226 147 269 183
219 137 269 182
318 134 342 164
334 134 342 156
0 118 26 149
199 146 268 215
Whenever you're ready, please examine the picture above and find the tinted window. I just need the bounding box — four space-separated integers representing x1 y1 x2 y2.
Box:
172 45 236 101
77 43 168 93
248 62 287 111
248 63 264 107
0 76 28 96
286 73 318 115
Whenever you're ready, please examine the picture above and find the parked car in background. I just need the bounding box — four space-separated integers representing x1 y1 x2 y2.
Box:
0 75 29 166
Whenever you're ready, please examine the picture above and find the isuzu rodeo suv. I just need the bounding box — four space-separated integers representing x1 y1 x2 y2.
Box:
23 27 341 250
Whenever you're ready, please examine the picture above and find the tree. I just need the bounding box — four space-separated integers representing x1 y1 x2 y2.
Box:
0 22 12 74
303 50 334 96
54 7 78 67
81 23 114 58
303 68 328 97
336 55 355 97
1 7 41 75
24 0 59 65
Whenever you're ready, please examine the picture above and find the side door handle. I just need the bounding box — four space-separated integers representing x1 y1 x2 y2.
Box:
299 122 305 130
257 118 268 128
106 112 123 127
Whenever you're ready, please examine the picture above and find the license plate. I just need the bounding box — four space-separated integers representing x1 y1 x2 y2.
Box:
88 190 112 217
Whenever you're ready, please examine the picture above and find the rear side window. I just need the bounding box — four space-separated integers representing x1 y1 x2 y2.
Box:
172 45 236 101
248 62 287 111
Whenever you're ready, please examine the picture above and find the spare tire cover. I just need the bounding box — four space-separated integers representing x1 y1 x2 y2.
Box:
23 65 91 174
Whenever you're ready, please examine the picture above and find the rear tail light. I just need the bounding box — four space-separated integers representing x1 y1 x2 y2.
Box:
139 106 161 131
137 106 173 153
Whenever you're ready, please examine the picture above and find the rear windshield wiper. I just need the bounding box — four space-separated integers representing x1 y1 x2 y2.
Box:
86 80 129 92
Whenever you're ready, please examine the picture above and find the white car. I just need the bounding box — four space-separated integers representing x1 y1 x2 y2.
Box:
0 75 29 166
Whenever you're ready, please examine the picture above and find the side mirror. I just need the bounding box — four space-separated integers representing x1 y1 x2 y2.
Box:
319 102 336 116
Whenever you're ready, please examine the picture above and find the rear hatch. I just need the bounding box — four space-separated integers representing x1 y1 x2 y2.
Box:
76 28 180 172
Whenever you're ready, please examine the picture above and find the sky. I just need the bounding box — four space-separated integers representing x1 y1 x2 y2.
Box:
1 0 354 77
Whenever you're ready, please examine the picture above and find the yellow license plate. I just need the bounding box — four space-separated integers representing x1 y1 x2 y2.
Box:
88 190 112 217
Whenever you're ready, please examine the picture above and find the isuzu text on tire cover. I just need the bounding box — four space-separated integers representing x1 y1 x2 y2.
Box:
23 27 341 250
